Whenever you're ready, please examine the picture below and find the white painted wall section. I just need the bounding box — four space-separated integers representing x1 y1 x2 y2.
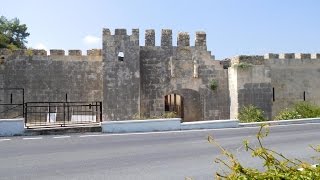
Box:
0 118 25 136
102 118 181 133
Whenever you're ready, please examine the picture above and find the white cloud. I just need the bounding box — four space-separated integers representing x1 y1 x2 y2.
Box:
83 35 101 46
34 43 48 50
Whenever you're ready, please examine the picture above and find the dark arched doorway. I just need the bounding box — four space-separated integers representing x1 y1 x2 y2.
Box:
164 94 184 118
165 89 203 122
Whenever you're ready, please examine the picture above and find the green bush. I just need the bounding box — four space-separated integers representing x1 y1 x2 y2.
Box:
294 102 320 118
275 102 320 120
208 124 320 179
209 80 218 91
238 105 266 123
233 62 253 69
274 108 302 120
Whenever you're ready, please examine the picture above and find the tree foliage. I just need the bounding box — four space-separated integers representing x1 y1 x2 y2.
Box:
0 16 30 49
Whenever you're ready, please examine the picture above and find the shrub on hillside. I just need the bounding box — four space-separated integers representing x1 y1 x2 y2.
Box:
238 105 266 123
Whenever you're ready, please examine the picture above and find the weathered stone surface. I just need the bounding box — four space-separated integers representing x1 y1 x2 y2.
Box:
295 53 311 59
145 29 155 46
87 49 102 56
195 31 206 47
69 50 82 56
177 32 190 46
50 49 65 56
264 53 279 59
32 49 47 56
161 29 172 47
279 53 295 59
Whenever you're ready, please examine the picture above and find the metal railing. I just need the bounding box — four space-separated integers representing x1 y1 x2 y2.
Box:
25 101 102 128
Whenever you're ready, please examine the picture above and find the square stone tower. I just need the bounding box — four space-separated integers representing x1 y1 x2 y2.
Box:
102 29 140 121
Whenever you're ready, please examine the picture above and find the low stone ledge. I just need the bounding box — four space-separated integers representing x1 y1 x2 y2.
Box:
181 119 239 130
102 118 181 133
0 118 25 136
239 118 320 127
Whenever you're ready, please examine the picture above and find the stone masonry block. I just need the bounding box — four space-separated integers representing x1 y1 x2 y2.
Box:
294 53 311 59
264 53 279 59
69 50 82 56
279 53 294 59
50 49 65 56
177 32 190 46
161 29 172 47
195 31 206 47
145 29 155 46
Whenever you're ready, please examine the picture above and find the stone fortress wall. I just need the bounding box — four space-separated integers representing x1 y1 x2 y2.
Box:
1 28 320 121
229 53 320 120
0 49 103 104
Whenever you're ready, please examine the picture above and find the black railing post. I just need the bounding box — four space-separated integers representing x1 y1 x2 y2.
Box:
63 102 66 126
99 101 102 122
95 102 98 122
22 88 25 118
25 103 28 127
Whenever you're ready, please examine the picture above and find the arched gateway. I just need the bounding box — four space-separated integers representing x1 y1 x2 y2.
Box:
165 89 203 122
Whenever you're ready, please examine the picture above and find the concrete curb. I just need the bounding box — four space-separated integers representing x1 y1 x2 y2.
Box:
181 119 239 130
239 118 320 127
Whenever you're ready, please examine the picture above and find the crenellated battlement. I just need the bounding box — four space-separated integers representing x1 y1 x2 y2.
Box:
231 53 320 66
102 28 208 48
103 28 139 36
0 48 102 61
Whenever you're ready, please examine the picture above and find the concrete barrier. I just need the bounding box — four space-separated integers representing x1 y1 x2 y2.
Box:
240 118 320 127
102 118 181 133
0 118 25 136
181 119 239 130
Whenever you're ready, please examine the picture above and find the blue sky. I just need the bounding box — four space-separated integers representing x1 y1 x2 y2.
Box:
1 0 320 59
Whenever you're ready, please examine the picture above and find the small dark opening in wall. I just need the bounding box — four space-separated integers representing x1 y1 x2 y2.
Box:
0 56 4 60
272 87 275 102
118 52 124 61
303 91 306 101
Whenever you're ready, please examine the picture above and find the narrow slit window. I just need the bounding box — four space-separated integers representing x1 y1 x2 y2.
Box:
118 52 124 61
272 87 275 102
303 91 306 101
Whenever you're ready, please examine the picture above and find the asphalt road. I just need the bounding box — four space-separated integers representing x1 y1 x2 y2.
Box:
0 123 319 180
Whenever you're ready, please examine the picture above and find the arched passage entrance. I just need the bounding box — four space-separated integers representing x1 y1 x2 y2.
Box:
164 94 184 118
164 89 203 122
